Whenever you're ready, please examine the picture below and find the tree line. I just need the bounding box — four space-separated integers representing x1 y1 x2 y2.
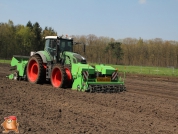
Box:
0 20 178 68
72 36 178 68
0 20 57 58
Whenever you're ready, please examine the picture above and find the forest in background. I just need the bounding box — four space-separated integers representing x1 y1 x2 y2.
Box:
0 20 178 68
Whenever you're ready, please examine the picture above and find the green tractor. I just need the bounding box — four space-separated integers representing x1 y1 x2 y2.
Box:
8 35 126 93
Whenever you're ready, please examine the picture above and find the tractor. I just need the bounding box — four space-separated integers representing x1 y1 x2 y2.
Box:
8 35 126 93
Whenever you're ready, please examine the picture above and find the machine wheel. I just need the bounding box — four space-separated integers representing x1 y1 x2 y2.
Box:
13 71 19 80
26 55 44 84
64 65 72 88
50 64 66 88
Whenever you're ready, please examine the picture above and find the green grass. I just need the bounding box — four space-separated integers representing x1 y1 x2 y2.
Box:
0 59 11 64
90 63 178 77
110 65 178 77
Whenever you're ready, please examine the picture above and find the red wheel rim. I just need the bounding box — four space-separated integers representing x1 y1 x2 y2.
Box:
52 68 62 87
28 59 38 82
65 68 72 83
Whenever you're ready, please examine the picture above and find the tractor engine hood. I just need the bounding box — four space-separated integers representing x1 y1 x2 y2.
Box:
73 53 87 64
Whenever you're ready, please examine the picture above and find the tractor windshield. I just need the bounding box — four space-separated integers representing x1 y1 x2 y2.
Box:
59 39 73 52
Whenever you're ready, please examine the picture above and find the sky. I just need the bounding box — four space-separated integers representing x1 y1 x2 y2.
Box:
0 0 178 41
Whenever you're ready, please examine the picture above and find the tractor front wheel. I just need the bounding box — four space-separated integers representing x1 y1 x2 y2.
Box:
51 64 66 88
27 55 44 84
64 65 72 88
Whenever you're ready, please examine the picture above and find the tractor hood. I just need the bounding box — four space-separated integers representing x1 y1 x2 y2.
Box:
63 51 87 64
73 53 87 64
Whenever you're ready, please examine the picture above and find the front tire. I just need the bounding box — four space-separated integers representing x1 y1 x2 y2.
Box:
51 64 66 88
64 65 72 88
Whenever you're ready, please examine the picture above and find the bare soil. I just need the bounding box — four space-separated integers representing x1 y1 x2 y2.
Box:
0 63 177 134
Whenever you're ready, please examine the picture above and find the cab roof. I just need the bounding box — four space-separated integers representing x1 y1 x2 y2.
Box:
45 35 73 40
45 36 58 39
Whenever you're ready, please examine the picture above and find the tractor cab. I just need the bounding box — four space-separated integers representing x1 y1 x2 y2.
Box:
44 35 87 65
44 36 73 62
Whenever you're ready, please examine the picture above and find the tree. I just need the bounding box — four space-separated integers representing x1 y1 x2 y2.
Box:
105 42 124 64
16 25 34 55
42 27 57 37
32 22 42 51
0 20 16 58
26 21 33 30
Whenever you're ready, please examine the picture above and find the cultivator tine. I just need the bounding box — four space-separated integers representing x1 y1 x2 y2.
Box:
87 85 126 93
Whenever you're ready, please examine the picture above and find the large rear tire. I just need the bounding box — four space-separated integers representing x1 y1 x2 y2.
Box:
51 64 66 88
26 55 44 84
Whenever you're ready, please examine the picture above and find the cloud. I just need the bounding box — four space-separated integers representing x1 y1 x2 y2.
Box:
139 0 146 4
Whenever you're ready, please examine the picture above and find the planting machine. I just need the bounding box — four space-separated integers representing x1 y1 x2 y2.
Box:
7 35 126 93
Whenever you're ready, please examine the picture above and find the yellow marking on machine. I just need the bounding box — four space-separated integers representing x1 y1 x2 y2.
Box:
97 77 111 82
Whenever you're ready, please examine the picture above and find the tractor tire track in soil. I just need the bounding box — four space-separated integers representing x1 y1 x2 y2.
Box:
0 63 177 134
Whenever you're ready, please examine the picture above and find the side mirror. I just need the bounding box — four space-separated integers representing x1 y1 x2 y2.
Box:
73 42 86 54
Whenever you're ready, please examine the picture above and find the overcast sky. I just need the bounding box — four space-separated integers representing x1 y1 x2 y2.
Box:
0 0 178 41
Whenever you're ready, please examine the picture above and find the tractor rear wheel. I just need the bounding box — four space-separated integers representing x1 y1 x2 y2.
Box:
51 64 66 88
26 55 44 84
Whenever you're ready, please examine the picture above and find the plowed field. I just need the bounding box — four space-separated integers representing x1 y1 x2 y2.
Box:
0 63 177 134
